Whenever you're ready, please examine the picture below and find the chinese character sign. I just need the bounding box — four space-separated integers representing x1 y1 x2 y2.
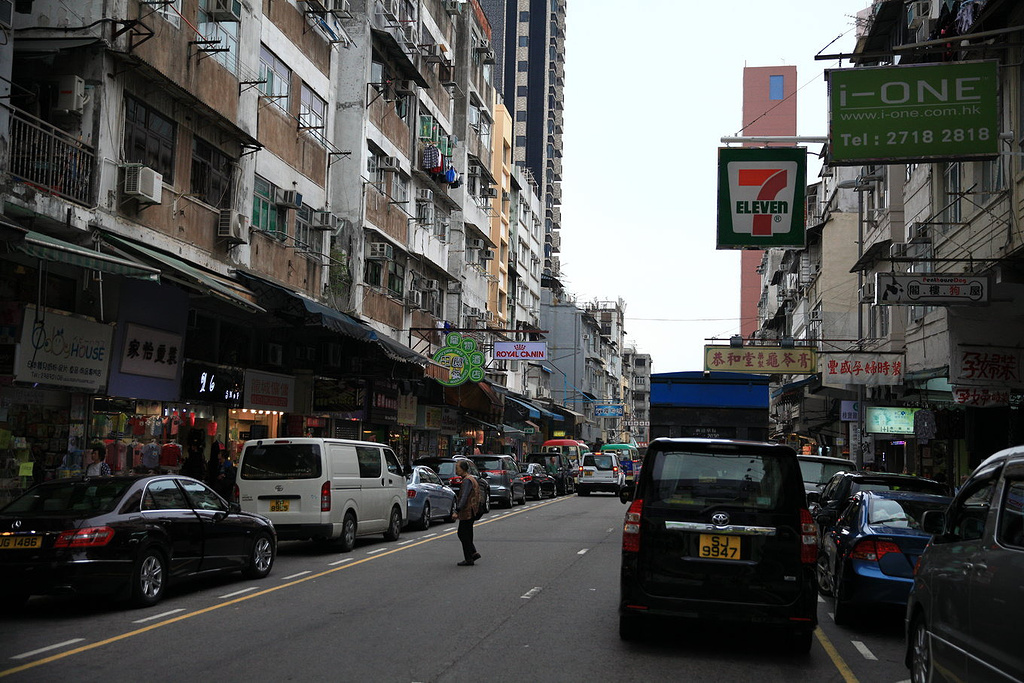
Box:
119 323 182 380
15 305 113 391
952 346 1023 389
432 332 485 387
594 404 624 417
704 345 817 375
951 386 1010 407
821 353 905 387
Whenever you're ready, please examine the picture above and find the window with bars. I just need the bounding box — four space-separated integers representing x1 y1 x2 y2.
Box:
190 138 233 208
124 96 176 181
259 45 291 112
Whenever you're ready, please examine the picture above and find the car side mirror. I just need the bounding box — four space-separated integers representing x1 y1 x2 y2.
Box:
806 491 820 505
921 509 946 536
228 502 241 513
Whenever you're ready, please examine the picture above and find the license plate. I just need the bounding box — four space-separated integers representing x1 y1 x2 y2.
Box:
584 471 593 477
698 534 741 559
270 499 290 512
0 535 42 550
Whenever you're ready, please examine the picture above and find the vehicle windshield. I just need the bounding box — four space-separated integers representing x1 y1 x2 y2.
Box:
240 443 322 480
526 455 560 474
867 496 950 529
647 449 794 510
855 478 947 496
2 479 133 515
799 460 852 485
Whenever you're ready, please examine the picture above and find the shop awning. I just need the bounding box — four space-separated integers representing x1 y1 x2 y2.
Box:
771 375 817 400
464 415 501 432
15 229 162 281
552 405 584 421
102 234 263 312
506 395 540 419
502 424 525 435
506 395 563 421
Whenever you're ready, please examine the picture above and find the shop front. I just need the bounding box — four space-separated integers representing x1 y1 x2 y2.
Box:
230 369 294 457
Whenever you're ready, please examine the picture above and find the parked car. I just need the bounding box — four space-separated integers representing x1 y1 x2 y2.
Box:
236 438 406 552
620 438 818 652
0 474 276 609
906 445 1024 682
816 490 952 625
413 457 491 516
521 463 557 500
524 452 576 495
467 455 526 508
811 471 948 540
578 452 625 496
406 466 457 530
797 454 857 501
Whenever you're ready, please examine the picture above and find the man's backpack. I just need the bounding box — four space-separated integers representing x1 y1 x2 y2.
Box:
471 476 485 520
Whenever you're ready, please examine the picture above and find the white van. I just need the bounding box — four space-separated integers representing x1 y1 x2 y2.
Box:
235 438 408 551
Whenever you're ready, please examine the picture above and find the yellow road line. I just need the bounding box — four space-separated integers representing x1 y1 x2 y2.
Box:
815 626 859 683
0 496 568 678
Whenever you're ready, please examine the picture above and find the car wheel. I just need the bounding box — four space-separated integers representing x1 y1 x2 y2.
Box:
417 501 432 531
619 614 642 641
242 532 275 579
815 553 834 596
503 491 514 508
339 512 357 552
131 547 167 608
788 629 813 654
383 506 402 542
517 488 527 505
909 615 931 683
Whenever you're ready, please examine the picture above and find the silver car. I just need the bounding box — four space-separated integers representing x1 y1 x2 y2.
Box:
577 452 625 496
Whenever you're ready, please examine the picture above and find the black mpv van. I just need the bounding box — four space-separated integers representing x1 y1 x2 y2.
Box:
619 438 818 652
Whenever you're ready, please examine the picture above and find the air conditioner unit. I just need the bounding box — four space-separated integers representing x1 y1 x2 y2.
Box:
393 79 417 95
483 310 494 322
123 165 163 204
421 279 439 291
447 280 462 293
475 39 491 52
210 0 242 21
378 156 401 172
480 187 497 198
443 0 461 15
327 0 351 14
467 238 485 250
859 282 876 304
467 307 481 318
217 209 249 244
407 290 423 308
54 75 86 114
368 242 394 260
416 189 434 203
276 189 303 209
480 248 495 261
265 343 284 366
312 210 340 231
421 43 443 62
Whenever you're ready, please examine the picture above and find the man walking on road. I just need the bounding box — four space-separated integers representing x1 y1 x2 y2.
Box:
454 459 482 566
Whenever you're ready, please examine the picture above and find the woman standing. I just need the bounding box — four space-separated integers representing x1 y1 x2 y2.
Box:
453 459 482 567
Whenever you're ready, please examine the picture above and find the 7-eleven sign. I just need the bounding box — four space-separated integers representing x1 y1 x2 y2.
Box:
717 147 806 249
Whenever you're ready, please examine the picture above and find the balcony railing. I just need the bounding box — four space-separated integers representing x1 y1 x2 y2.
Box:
7 106 94 205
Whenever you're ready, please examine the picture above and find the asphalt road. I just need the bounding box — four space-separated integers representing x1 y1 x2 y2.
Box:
0 494 911 682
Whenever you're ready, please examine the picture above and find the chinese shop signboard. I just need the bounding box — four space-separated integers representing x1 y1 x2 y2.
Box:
704 345 817 375
120 323 183 380
821 353 905 387
244 369 295 412
952 386 1010 407
874 273 989 305
15 305 113 391
828 61 999 165
951 346 1023 389
717 147 807 249
432 332 485 386
594 404 624 418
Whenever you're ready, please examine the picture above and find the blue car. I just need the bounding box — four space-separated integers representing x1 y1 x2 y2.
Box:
406 466 457 530
816 489 952 625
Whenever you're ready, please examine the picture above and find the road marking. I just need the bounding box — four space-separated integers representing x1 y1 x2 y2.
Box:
328 558 354 566
0 494 573 678
366 548 389 555
397 539 416 545
521 587 542 599
10 640 85 661
577 549 588 555
851 641 877 661
131 609 185 624
815 627 859 683
421 533 437 539
281 571 312 580
218 588 258 599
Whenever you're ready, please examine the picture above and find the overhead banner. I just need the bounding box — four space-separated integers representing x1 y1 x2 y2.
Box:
704 344 817 375
951 345 1023 389
821 353 905 387
717 147 806 249
493 341 547 360
874 272 989 305
828 61 999 165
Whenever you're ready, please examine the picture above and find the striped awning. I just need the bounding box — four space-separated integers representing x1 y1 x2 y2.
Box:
16 230 161 281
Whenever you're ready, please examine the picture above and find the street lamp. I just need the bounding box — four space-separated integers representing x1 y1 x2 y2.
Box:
836 173 884 468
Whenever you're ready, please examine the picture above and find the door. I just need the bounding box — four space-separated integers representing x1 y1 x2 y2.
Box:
140 478 203 577
180 479 247 571
382 448 406 521
355 446 387 532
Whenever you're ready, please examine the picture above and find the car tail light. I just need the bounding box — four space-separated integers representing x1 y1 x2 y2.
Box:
800 509 816 564
321 481 331 512
449 476 463 487
851 538 902 562
622 498 644 553
54 526 115 548
521 475 533 483
407 489 417 498
486 470 502 475
232 483 239 504
613 465 619 474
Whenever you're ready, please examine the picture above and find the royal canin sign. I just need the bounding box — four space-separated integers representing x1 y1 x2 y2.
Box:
493 342 547 360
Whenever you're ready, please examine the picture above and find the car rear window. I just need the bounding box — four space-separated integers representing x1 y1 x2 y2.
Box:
583 455 614 470
799 460 852 485
472 457 503 470
3 480 133 514
527 455 560 474
867 496 950 529
646 449 793 510
240 443 322 480
854 479 947 496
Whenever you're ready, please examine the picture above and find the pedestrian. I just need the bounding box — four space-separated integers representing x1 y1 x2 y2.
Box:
85 442 111 476
217 450 236 498
453 459 482 567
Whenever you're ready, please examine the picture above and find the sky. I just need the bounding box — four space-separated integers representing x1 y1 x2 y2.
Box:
558 0 875 375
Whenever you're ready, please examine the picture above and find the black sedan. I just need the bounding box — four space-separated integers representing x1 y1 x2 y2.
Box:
521 463 557 500
0 474 276 609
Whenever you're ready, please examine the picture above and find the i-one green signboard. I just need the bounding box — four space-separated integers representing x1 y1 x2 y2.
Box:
828 61 999 165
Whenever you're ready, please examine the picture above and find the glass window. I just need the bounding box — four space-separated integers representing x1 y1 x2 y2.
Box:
518 60 529 72
364 258 384 287
519 11 529 21
943 161 961 228
252 176 282 237
198 0 239 74
191 138 233 208
180 479 227 511
2 480 131 514
155 0 182 26
259 45 291 112
239 443 323 480
948 478 995 541
356 447 383 478
384 449 403 476
998 480 1024 548
295 204 313 251
387 259 405 297
300 83 327 144
142 479 190 510
867 496 949 529
124 96 176 181
518 36 529 46
769 74 785 100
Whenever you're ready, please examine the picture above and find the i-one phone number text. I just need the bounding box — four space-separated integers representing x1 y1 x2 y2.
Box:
839 128 992 147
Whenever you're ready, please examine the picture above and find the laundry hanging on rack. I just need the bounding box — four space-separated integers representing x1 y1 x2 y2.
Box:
422 144 443 173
